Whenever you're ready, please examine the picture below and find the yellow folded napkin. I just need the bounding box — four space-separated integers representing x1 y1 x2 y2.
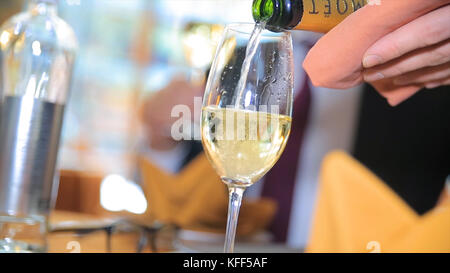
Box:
307 151 450 253
139 153 276 236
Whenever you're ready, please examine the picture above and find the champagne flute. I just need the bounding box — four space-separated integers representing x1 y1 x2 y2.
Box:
201 23 293 253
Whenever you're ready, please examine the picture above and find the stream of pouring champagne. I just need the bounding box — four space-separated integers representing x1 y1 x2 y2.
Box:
234 23 265 108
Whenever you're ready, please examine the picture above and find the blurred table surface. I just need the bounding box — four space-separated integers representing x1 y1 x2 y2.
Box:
48 210 302 253
48 210 138 253
50 210 121 231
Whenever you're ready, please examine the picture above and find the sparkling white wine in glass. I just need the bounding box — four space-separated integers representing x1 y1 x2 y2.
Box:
201 106 291 187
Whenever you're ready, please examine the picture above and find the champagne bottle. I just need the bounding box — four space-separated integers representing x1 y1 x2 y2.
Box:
253 0 368 32
0 0 77 252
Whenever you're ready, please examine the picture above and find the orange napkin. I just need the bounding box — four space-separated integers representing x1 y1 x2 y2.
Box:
303 0 450 106
139 153 276 236
306 151 450 253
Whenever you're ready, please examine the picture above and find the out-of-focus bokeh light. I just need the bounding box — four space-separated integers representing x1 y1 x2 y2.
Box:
182 23 224 70
0 31 10 47
100 174 147 214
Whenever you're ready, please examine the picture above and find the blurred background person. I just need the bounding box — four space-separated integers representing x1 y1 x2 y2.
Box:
139 77 204 174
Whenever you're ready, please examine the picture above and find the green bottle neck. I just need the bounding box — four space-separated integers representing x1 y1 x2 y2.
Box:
252 0 303 31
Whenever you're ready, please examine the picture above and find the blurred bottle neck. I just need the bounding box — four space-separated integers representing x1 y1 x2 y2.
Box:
29 0 58 16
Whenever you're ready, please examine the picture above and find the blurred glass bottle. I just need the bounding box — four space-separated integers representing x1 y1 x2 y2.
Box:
0 0 77 252
253 0 368 33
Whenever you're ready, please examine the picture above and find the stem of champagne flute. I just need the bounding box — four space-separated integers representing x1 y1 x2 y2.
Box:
224 185 245 253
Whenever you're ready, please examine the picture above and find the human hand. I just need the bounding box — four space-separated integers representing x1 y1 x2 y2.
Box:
363 4 450 90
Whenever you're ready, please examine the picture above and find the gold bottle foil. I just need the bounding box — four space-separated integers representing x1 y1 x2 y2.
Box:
295 0 368 33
